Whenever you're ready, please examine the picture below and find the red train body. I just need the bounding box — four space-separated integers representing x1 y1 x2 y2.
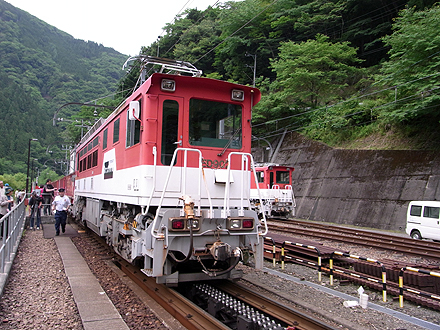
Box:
54 57 266 285
250 164 296 218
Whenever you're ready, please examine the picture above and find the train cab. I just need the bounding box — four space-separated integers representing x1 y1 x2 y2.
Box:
250 164 296 218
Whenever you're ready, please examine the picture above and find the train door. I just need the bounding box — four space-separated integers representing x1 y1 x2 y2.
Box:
269 171 274 188
156 96 183 192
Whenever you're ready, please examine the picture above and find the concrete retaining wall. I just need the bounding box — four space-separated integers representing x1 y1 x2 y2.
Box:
253 133 440 232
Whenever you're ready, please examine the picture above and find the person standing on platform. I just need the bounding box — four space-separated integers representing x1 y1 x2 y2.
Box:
1 187 14 236
42 179 56 215
52 188 70 236
0 187 14 218
29 189 43 230
0 181 5 198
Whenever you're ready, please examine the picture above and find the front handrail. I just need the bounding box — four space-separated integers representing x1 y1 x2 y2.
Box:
142 146 157 217
151 148 211 239
223 152 268 236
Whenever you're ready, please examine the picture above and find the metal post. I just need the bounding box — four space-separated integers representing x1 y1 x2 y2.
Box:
157 36 161 57
26 138 38 194
245 53 257 87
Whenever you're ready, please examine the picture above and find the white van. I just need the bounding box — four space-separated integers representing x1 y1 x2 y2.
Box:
406 201 440 240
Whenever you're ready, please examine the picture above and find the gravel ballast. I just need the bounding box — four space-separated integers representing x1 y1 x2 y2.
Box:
1 226 439 330
0 230 82 329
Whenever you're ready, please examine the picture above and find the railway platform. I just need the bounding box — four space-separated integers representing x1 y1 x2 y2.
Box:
0 221 129 330
53 233 130 330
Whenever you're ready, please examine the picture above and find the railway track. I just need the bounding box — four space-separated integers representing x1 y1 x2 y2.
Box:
81 225 337 330
265 218 440 310
116 257 338 330
268 219 440 260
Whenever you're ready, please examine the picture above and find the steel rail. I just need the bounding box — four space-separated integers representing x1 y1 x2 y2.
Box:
268 222 440 259
115 258 230 330
281 219 440 249
215 281 338 330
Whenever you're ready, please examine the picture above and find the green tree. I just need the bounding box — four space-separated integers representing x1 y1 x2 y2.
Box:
252 34 365 138
173 9 222 74
270 34 364 108
378 5 440 124
214 0 279 84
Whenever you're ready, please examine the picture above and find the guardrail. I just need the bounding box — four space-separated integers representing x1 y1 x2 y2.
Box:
263 237 440 308
330 251 387 302
399 267 440 308
281 241 323 282
0 199 26 297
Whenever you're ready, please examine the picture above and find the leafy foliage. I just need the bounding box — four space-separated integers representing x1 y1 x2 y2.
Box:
0 0 126 177
2 0 440 188
378 5 440 124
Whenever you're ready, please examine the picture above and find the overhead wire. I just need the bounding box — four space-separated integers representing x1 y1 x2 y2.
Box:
257 86 440 140
252 69 440 130
119 0 438 138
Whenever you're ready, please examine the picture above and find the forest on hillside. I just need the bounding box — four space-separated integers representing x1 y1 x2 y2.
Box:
0 0 126 183
1 0 440 188
120 0 440 149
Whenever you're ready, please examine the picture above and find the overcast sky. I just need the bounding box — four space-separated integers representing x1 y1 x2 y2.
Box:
6 0 226 56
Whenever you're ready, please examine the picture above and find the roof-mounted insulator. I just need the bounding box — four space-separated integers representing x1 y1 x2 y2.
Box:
123 55 202 77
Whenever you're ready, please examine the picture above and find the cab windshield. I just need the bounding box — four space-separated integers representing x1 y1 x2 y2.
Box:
189 99 242 149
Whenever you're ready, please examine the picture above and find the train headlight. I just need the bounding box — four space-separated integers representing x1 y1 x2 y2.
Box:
191 219 199 228
161 79 176 92
231 89 244 101
227 217 254 230
229 219 241 229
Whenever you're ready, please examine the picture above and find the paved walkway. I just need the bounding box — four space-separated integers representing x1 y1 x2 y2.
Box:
55 234 129 330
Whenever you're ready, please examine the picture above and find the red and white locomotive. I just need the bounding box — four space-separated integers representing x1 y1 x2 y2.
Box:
58 57 266 285
250 164 296 218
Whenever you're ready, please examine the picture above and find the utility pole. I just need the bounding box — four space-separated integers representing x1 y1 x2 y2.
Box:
61 145 73 175
74 119 92 139
245 52 257 87
157 36 162 57
26 138 38 194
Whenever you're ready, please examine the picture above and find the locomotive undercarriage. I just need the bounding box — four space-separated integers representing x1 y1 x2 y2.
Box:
76 196 262 285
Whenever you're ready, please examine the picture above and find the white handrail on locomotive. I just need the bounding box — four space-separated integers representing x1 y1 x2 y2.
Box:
250 161 269 235
223 152 268 237
150 148 212 240
150 149 267 240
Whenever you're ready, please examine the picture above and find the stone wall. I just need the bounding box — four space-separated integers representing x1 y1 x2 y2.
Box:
253 133 440 231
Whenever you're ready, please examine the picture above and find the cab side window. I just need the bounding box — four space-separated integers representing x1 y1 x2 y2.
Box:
161 100 179 165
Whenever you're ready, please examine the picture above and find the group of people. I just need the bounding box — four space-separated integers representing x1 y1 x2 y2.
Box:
0 180 15 219
28 179 57 230
0 179 70 236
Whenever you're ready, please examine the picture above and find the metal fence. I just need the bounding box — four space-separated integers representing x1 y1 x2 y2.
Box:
0 199 26 297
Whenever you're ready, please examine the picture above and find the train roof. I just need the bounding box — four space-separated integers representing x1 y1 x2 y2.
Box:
254 163 294 170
